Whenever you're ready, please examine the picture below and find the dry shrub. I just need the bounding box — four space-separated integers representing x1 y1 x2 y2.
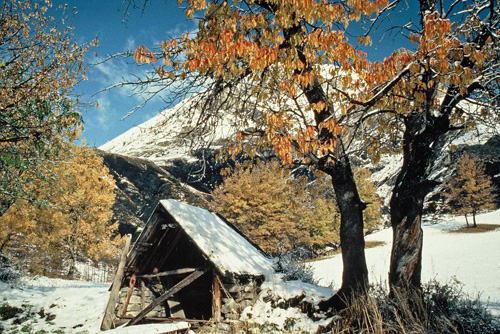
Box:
328 281 500 334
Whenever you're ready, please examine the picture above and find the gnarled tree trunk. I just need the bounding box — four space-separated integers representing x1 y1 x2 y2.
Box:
389 112 447 291
319 148 368 310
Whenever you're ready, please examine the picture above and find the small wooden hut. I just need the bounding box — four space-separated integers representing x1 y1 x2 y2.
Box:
101 199 274 330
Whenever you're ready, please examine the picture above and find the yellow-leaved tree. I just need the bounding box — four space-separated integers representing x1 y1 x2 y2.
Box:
211 162 382 254
211 161 338 254
444 154 497 228
354 167 382 234
0 144 122 277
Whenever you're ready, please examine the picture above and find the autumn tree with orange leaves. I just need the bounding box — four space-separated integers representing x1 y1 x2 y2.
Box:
128 0 499 309
131 0 388 309
360 0 500 293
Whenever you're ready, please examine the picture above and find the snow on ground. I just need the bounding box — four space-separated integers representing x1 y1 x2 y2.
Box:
0 276 190 333
1 210 498 333
240 275 335 333
310 209 500 315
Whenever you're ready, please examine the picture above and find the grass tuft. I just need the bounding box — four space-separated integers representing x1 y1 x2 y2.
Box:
447 224 500 234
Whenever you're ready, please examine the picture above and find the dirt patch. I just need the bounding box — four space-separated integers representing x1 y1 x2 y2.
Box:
365 240 386 249
0 303 23 320
447 224 500 234
306 240 386 263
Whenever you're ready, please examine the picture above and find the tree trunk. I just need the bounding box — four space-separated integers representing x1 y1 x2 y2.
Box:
389 112 445 292
67 248 77 279
67 215 82 279
389 185 424 291
297 75 368 310
465 213 469 228
319 152 368 310
472 209 477 228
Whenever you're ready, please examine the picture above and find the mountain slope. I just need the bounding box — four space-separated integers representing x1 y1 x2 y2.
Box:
99 151 210 235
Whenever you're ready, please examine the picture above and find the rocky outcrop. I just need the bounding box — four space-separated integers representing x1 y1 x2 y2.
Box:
99 151 210 237
162 149 229 193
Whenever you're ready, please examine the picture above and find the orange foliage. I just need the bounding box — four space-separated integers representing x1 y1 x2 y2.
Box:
135 0 389 166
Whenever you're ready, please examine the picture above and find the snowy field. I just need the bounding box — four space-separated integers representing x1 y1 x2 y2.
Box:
0 210 498 333
310 210 500 315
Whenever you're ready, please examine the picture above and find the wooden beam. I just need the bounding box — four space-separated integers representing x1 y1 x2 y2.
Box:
101 234 132 331
139 225 171 272
120 274 137 318
137 268 196 279
121 316 210 323
126 267 208 327
153 228 183 270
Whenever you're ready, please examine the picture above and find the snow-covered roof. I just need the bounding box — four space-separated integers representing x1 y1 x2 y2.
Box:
159 199 275 279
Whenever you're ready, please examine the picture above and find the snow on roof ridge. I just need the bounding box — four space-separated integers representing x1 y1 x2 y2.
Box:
159 199 275 279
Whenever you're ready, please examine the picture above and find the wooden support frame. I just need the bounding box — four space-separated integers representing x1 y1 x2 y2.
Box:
126 267 208 327
101 234 132 331
137 268 196 279
154 227 183 270
140 279 146 311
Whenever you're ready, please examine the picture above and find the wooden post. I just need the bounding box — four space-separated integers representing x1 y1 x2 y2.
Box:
212 273 222 321
126 267 207 327
101 234 132 331
137 268 196 279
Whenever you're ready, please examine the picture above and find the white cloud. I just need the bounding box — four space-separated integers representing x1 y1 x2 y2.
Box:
165 19 199 40
94 95 113 130
93 57 141 101
124 36 135 52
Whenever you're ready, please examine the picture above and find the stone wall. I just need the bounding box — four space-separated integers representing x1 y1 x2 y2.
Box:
115 285 166 320
220 276 261 321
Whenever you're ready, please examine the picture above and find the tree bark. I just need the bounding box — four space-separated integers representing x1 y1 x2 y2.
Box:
389 112 446 291
389 0 443 293
299 82 368 310
465 213 469 228
247 0 369 309
319 149 368 310
67 248 77 279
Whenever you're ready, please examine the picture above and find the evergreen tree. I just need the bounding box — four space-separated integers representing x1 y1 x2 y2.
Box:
444 154 497 228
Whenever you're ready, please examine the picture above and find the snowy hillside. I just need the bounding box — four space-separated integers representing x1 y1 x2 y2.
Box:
100 95 236 167
1 210 498 333
100 90 500 209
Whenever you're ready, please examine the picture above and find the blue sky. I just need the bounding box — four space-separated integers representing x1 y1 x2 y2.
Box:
50 1 196 147
55 1 419 147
